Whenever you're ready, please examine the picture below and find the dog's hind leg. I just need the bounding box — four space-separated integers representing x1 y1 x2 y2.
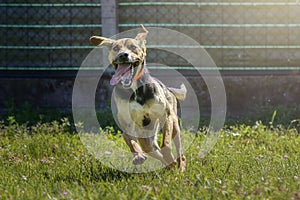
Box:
172 121 186 172
123 133 147 165
161 115 177 168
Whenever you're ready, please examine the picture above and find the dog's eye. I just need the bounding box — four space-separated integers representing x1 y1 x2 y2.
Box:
113 46 120 52
130 45 137 51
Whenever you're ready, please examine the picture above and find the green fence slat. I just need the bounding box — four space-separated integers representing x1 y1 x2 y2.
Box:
0 3 101 7
119 2 300 6
2 45 300 49
1 66 300 71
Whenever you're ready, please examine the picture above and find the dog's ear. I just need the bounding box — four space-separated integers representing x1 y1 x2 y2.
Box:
90 36 115 49
135 24 148 46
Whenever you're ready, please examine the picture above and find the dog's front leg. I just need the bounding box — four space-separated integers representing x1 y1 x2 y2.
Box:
122 133 147 165
138 137 169 166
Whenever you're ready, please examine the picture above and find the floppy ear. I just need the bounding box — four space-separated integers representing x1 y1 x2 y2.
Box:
135 24 148 46
90 36 115 49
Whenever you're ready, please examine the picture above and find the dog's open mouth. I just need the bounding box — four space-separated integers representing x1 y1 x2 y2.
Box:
110 62 139 87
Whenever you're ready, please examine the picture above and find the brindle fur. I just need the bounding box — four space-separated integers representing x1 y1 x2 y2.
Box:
90 25 186 171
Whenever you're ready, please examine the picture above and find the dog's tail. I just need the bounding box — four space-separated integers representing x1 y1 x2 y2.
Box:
168 84 187 100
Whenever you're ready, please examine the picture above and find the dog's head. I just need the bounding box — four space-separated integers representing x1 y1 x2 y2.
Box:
90 25 148 88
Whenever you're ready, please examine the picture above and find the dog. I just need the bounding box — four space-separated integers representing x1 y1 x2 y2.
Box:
90 25 187 171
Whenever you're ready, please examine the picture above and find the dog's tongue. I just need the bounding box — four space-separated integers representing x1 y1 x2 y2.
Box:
110 64 131 86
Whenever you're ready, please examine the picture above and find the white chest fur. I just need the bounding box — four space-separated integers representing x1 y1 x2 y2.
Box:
113 96 166 137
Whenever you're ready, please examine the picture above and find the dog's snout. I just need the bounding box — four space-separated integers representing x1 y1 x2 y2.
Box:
118 52 129 61
119 52 129 59
114 52 131 63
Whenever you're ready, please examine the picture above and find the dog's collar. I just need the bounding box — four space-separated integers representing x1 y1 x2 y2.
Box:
133 67 145 81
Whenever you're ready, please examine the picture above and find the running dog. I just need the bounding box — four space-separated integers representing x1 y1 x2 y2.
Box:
90 25 186 171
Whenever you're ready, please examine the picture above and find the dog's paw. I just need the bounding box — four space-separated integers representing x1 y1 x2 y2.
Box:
177 155 186 172
132 153 147 165
166 161 177 170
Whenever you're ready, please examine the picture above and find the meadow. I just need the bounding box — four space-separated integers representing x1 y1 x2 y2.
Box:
0 105 299 199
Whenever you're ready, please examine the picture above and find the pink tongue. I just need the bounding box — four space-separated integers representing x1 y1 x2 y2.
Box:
110 64 131 86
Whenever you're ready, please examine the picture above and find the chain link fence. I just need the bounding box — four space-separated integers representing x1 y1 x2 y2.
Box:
118 1 300 73
1 1 101 71
1 1 300 74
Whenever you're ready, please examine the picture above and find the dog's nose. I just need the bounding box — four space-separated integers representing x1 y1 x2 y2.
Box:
114 52 131 63
118 52 129 60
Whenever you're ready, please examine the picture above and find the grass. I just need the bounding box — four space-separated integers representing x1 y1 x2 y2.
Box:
0 114 299 200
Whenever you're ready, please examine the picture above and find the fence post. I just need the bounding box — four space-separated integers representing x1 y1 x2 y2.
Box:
101 0 118 36
101 0 118 68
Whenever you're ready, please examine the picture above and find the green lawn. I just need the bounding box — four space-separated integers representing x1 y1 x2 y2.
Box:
0 117 299 199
